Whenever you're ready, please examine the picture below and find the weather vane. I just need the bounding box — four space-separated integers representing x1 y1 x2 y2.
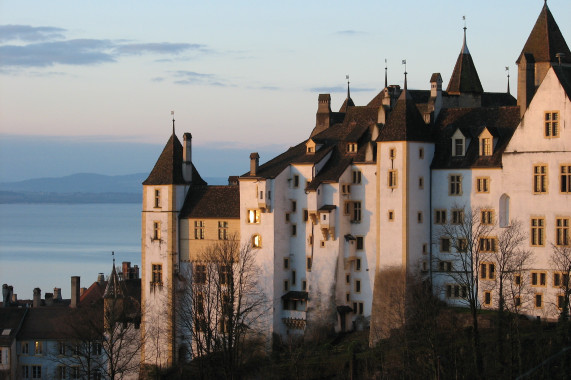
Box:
171 110 175 134
505 67 511 94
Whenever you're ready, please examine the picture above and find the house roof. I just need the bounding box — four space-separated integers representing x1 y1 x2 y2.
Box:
0 308 27 346
180 185 240 219
553 65 571 99
143 133 206 186
377 90 432 142
447 29 483 94
516 3 571 64
17 307 102 340
431 106 520 169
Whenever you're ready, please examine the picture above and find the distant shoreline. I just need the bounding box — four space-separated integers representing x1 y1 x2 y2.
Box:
0 191 140 204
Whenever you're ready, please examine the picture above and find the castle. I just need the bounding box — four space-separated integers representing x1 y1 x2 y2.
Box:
141 2 571 367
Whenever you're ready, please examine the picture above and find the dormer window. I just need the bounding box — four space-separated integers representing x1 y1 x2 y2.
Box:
346 143 358 153
451 129 465 157
478 128 493 157
306 139 317 154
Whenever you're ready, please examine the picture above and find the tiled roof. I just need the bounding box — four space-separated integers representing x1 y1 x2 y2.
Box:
80 281 107 306
481 92 517 107
180 185 240 219
18 306 102 340
447 39 483 94
378 90 432 142
339 96 355 112
517 3 571 64
0 308 27 346
431 106 520 169
143 133 206 186
553 65 571 99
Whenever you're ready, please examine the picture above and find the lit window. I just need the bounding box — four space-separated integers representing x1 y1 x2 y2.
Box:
544 111 559 137
449 175 462 195
480 138 492 156
247 209 261 224
152 264 162 285
218 221 228 240
153 221 161 241
561 165 571 193
451 209 464 224
479 237 497 252
531 218 545 246
434 210 447 224
556 218 569 246
533 165 548 194
194 220 205 240
352 170 362 184
347 143 358 153
34 341 42 355
481 210 494 225
480 262 496 280
476 177 490 193
154 189 161 208
388 170 398 188
252 234 262 248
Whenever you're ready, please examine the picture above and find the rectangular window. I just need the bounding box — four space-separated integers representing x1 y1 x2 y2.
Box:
252 234 262 248
533 165 548 193
355 280 361 293
451 209 464 224
454 138 464 156
476 177 490 193
293 175 300 188
284 280 289 292
417 212 423 223
22 342 29 354
352 170 362 184
556 218 570 246
346 274 350 284
306 257 312 271
531 271 547 286
291 224 297 236
218 221 228 240
283 258 289 270
34 341 42 355
419 147 424 159
389 148 396 159
388 210 394 221
514 274 521 286
355 258 361 271
545 111 559 137
480 262 495 280
348 201 362 223
481 210 494 225
388 170 398 188
58 341 66 355
303 209 309 222
439 261 452 272
446 284 468 299
152 264 162 285
291 200 297 212
479 237 497 252
480 138 492 156
194 264 206 284
356 236 364 250
561 165 571 193
535 293 543 308
458 238 468 252
291 270 296 285
484 291 492 306
32 365 41 379
194 220 205 239
341 183 351 195
302 280 307 291
154 189 161 208
514 296 521 307
553 272 569 288
449 175 462 195
531 218 545 246
434 210 447 224
71 367 80 379
153 221 161 240
419 176 424 189
558 295 566 310
22 365 29 378
441 238 451 252
219 265 231 285
247 209 261 224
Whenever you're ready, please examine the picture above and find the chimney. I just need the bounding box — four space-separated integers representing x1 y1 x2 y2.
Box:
45 292 54 306
2 284 9 307
312 94 332 137
122 262 131 279
183 132 193 183
517 53 535 118
133 265 140 279
250 153 260 176
53 288 62 301
33 288 41 308
97 273 105 286
71 276 80 308
11 294 17 303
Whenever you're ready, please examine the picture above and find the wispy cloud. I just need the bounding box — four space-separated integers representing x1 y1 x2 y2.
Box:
115 42 208 55
172 70 233 87
0 25 66 42
335 30 366 36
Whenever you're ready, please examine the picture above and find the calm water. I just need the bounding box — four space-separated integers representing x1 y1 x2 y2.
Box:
0 203 141 301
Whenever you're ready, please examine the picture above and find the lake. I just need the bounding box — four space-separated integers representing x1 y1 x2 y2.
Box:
0 203 141 301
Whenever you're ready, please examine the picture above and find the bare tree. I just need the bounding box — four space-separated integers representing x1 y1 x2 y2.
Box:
551 244 571 321
435 205 495 377
176 236 268 379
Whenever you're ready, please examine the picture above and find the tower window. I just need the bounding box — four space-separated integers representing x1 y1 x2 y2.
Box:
154 189 161 208
153 222 161 241
545 111 559 137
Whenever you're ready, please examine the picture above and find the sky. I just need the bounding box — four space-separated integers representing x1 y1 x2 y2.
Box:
1 0 571 182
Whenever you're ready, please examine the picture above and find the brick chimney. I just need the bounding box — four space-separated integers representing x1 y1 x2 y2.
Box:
33 288 41 308
53 288 62 301
183 133 193 183
250 153 260 176
311 94 332 137
71 276 80 308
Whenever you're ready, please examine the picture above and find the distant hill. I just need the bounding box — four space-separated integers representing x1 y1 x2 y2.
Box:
0 173 228 203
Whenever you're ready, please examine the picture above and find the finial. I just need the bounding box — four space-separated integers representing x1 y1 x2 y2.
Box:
171 110 175 135
402 60 407 91
346 74 351 99
384 59 388 88
461 16 470 55
505 67 511 94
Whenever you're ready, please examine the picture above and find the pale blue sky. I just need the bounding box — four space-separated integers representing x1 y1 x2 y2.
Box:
1 0 570 180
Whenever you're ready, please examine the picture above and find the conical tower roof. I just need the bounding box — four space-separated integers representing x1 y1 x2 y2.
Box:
378 88 432 142
517 2 571 64
103 260 124 299
447 28 483 94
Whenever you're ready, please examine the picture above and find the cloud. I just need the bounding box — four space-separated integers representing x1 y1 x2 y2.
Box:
335 30 365 36
115 42 208 55
172 70 233 87
0 25 66 42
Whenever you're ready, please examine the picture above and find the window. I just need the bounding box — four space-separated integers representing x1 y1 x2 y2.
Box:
480 262 495 280
553 272 569 288
302 280 307 291
153 221 161 240
439 261 452 272
247 209 261 224
531 218 545 246
451 209 464 224
417 212 423 223
34 341 42 355
346 274 350 284
446 284 467 299
533 165 548 193
347 201 361 223
561 165 571 193
347 143 358 153
219 265 231 285
535 293 543 308
481 210 494 225
320 240 325 248
71 366 80 379
355 258 361 271
434 210 447 224
22 342 29 354
291 270 296 285
58 341 66 355
252 234 262 248
480 138 492 156
544 111 559 137
92 370 102 380
355 280 361 293
218 221 228 240
284 280 289 292
356 236 364 250
154 189 161 208
419 176 424 189
291 200 297 212
531 271 547 286
352 170 362 184
476 177 490 193
514 274 521 286
419 147 424 159
388 210 394 221
388 170 398 188
441 238 451 252
484 291 492 306
194 220 205 239
558 295 566 309
454 138 464 156
458 238 468 252
283 258 289 270
152 264 162 285
303 209 309 222
293 175 300 188
449 174 462 195
306 257 312 271
341 183 351 195
32 365 41 379
291 224 297 236
422 243 428 254
22 365 29 378
479 237 497 252
514 296 521 307
556 218 570 246
93 342 102 355
389 148 396 159
194 264 206 284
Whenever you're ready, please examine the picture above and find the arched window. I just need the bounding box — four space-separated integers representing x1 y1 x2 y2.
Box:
499 194 510 227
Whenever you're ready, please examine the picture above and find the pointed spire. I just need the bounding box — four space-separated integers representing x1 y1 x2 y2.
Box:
461 22 470 55
171 110 175 135
339 75 355 112
402 60 407 91
104 251 123 299
506 66 511 94
346 75 351 99
446 19 483 95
